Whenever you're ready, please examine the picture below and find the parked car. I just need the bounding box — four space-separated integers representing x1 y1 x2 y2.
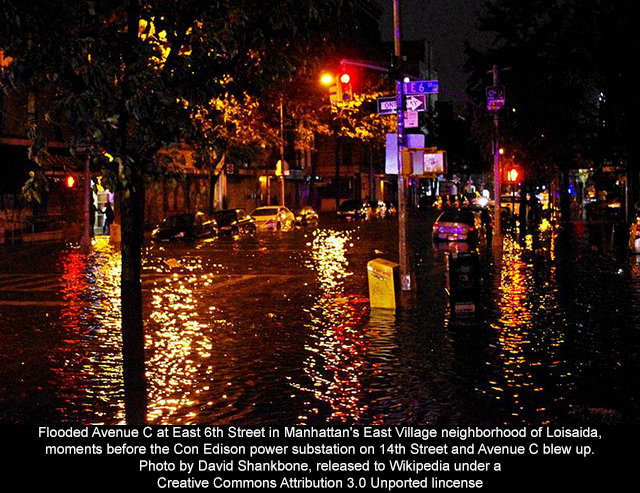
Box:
464 205 494 241
432 208 485 245
294 206 319 226
433 194 470 210
384 201 397 218
151 212 217 242
337 199 372 220
212 209 256 236
250 206 296 231
369 200 388 218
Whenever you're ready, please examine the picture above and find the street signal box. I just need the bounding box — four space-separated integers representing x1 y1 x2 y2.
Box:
328 75 342 104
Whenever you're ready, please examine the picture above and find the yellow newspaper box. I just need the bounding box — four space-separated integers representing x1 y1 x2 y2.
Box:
367 258 399 309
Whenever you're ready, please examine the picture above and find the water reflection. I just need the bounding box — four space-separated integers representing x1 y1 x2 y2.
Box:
58 238 124 423
480 234 566 424
6 215 640 425
295 229 370 423
145 253 222 424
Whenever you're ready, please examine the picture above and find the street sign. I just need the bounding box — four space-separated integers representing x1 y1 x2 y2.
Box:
377 94 427 115
486 85 505 111
405 95 426 112
385 133 425 174
403 80 439 95
404 110 419 128
377 96 397 115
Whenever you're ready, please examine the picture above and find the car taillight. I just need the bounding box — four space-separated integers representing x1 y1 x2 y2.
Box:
468 226 475 231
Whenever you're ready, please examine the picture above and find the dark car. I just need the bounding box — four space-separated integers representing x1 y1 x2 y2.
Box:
151 212 217 242
294 206 319 226
212 209 256 236
384 201 397 218
434 194 470 210
368 200 387 218
432 208 484 244
464 205 494 241
337 199 371 220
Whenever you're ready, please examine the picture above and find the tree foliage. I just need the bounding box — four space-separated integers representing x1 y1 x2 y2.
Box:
465 0 640 182
1 0 360 424
1 1 355 185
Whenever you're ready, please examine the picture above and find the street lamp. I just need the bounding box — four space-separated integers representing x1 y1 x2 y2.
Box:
320 73 333 86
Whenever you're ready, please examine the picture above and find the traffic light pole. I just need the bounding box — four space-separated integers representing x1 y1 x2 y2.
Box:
492 64 502 245
279 98 286 207
394 0 411 291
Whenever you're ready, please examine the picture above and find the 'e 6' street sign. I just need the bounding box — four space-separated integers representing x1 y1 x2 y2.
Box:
403 80 439 95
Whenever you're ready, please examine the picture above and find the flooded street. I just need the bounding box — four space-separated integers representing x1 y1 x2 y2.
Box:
1 213 639 426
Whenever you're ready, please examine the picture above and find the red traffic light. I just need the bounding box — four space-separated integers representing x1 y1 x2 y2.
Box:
338 71 352 101
65 175 76 188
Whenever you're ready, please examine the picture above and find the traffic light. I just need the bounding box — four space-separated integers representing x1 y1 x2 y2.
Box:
338 71 352 101
321 73 342 104
65 175 76 188
504 166 522 183
321 69 353 104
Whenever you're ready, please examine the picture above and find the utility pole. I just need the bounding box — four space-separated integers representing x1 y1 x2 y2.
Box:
80 153 92 247
394 0 411 291
492 64 502 244
279 98 286 207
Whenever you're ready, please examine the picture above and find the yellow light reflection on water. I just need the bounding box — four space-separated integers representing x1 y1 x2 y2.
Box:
146 254 218 425
294 229 370 423
483 234 565 424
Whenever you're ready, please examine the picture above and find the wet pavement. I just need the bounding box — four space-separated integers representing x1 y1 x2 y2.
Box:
1 212 639 425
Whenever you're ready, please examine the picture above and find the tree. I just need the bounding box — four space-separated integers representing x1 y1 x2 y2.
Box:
466 1 640 221
1 0 354 424
465 1 601 216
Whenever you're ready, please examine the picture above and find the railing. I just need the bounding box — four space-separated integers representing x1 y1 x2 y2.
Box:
1 214 66 245
2 219 35 245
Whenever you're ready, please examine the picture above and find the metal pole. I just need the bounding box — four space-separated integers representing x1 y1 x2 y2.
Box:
394 0 411 291
80 153 92 247
279 98 285 207
492 64 502 244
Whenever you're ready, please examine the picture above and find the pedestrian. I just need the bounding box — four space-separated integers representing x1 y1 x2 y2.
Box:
103 202 114 235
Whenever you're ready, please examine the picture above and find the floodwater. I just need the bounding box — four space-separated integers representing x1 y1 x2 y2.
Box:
0 213 638 425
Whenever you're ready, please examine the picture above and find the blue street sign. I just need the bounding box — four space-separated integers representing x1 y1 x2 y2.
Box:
403 80 439 95
486 85 505 111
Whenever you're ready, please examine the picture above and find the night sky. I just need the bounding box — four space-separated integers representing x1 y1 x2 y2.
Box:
374 0 491 99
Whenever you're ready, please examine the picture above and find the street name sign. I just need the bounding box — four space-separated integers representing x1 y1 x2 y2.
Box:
403 80 439 95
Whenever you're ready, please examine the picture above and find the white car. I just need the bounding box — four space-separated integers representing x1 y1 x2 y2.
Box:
250 206 296 231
